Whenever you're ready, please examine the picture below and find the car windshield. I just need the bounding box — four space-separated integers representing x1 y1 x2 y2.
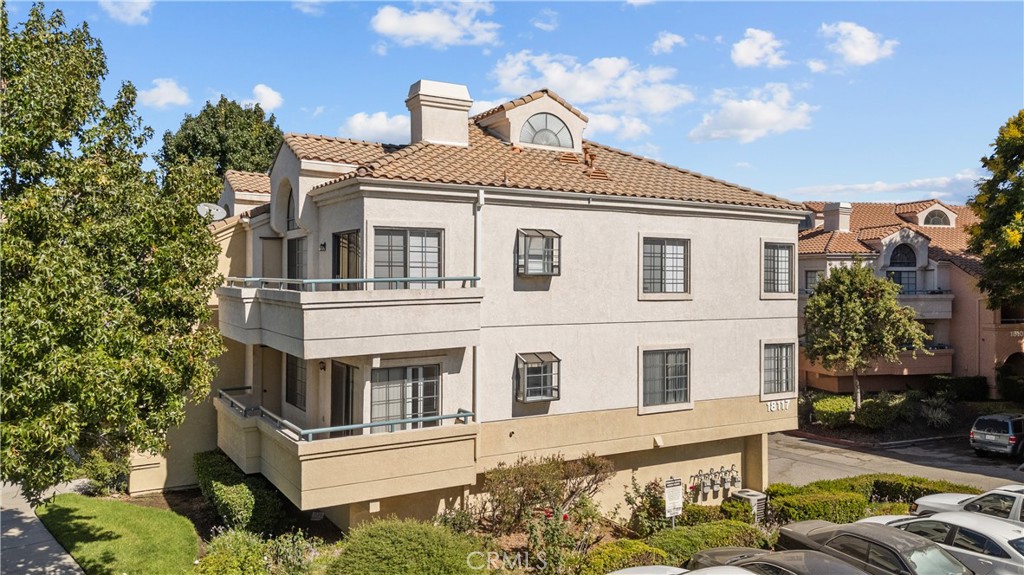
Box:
906 546 971 575
1010 537 1024 555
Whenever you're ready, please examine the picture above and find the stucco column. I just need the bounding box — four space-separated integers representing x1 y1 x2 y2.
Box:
742 433 768 491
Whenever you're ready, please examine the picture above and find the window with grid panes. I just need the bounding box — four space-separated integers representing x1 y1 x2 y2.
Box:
763 343 794 394
369 365 440 433
373 228 442 289
764 243 793 293
643 238 688 293
643 349 690 406
285 354 306 410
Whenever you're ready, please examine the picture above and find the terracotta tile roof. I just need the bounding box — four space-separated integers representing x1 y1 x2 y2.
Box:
312 123 802 211
799 202 981 275
282 133 405 164
224 170 270 195
798 229 876 254
473 89 589 123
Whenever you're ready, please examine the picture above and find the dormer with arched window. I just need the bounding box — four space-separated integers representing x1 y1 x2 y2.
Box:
475 89 588 154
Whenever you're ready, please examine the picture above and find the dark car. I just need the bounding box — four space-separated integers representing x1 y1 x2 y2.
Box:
688 546 871 575
776 521 974 575
970 414 1024 459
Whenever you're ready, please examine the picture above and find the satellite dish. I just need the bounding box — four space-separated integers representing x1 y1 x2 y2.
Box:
197 203 228 221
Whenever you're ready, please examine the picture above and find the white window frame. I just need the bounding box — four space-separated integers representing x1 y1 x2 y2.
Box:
760 339 798 401
368 222 447 290
760 239 797 300
637 344 694 415
516 229 561 276
638 233 693 301
515 352 560 403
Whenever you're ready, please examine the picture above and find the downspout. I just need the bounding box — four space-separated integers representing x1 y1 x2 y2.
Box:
474 189 484 287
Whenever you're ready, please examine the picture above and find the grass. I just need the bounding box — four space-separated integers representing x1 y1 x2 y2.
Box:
37 493 198 575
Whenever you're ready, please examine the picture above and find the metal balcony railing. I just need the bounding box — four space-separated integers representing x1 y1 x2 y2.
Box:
224 276 480 291
218 389 474 442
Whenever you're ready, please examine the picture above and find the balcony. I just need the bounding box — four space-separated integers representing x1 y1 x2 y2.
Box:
800 345 954 378
217 277 483 358
214 390 479 510
798 289 953 320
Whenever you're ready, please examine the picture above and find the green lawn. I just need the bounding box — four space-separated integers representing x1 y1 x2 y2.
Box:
37 493 198 575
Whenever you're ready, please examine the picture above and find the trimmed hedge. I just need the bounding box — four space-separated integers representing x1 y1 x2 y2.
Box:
770 492 868 524
194 450 284 534
676 504 725 526
720 499 754 523
764 483 801 498
928 375 990 402
327 518 482 575
812 395 854 428
580 540 669 575
781 474 982 503
647 520 770 566
855 398 901 430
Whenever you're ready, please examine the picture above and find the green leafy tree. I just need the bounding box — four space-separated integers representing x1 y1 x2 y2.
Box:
158 95 283 178
803 262 930 410
967 110 1024 309
1 4 223 503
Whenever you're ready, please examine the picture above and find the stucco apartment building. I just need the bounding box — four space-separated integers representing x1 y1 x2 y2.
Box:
796 201 1024 396
131 80 805 529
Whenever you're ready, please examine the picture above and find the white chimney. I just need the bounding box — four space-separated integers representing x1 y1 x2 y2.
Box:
823 202 852 232
405 80 472 147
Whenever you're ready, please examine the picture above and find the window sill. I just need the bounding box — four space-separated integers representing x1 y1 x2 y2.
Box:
639 292 693 302
760 291 797 301
759 389 797 402
518 396 559 404
638 401 694 416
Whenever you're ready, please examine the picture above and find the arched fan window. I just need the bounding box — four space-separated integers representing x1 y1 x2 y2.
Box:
889 244 917 267
923 211 950 226
520 113 573 149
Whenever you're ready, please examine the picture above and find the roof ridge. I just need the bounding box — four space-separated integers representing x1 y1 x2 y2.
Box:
356 140 432 176
472 88 589 123
582 139 804 209
283 132 404 148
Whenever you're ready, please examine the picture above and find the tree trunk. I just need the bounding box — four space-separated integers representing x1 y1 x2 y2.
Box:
853 370 863 411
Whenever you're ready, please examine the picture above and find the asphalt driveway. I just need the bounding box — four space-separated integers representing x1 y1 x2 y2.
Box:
769 432 1023 491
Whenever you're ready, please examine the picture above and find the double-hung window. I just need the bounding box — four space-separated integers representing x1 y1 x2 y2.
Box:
643 238 688 294
517 229 561 276
369 365 440 432
763 343 794 395
285 354 306 411
805 270 823 292
374 228 442 289
763 243 794 293
642 349 690 406
515 352 560 402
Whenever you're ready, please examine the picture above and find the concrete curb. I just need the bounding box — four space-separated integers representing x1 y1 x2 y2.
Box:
783 429 963 450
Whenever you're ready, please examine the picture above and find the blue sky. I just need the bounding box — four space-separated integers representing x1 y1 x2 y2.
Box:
10 1 1023 204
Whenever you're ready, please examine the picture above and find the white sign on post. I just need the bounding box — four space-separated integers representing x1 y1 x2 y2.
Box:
665 477 683 519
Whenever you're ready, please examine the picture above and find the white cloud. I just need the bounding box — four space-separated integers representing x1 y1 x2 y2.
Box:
807 59 828 73
531 8 558 32
468 99 503 116
138 78 189 108
789 170 978 202
243 84 284 112
731 28 789 68
820 21 898 66
372 41 389 56
626 0 655 6
736 161 753 169
340 112 410 144
586 114 651 140
301 105 326 119
98 0 153 25
370 2 500 49
651 31 686 55
689 83 817 144
292 1 324 16
492 50 694 116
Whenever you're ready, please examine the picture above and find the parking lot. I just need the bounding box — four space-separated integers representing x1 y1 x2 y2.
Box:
769 432 1024 491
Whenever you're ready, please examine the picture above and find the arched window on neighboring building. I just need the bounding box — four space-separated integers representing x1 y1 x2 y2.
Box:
887 243 917 293
286 191 298 231
520 113 573 149
924 210 950 226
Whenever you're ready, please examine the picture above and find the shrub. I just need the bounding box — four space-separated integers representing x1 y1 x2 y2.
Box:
720 499 754 523
579 540 668 575
193 450 284 534
769 492 867 524
764 483 802 498
803 475 878 499
928 375 990 402
677 504 725 526
865 502 911 517
898 390 927 423
194 528 267 575
434 507 476 535
622 476 670 537
871 475 981 501
481 453 613 535
327 518 481 575
647 520 770 566
921 394 954 429
812 395 854 428
78 449 130 496
997 364 1024 403
266 530 323 575
855 397 901 430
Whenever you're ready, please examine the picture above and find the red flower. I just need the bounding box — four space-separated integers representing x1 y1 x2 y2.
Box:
562 513 569 521
544 509 553 518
